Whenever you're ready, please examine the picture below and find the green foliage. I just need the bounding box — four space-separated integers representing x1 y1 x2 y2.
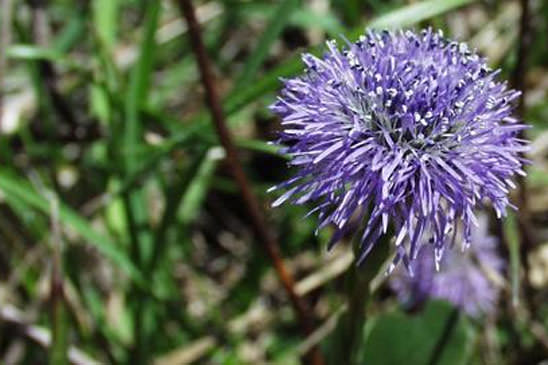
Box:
1 0 546 363
0 169 143 283
363 301 473 365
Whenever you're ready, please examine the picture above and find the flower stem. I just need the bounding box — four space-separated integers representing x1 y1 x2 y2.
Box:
427 307 460 365
329 235 389 365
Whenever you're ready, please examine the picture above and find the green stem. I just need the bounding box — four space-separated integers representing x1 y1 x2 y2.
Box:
329 235 389 365
49 196 68 365
427 307 460 365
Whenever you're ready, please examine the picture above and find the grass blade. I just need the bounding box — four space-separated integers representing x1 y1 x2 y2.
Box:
148 148 209 272
6 45 84 71
122 3 161 362
124 1 160 173
0 169 143 283
122 0 161 266
290 9 345 38
53 10 86 53
233 0 299 89
179 147 224 224
93 0 120 50
367 0 475 29
504 212 521 307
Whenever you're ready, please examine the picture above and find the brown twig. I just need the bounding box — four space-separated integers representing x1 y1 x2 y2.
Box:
176 1 323 364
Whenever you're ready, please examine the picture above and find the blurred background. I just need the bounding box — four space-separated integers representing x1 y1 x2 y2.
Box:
0 0 547 364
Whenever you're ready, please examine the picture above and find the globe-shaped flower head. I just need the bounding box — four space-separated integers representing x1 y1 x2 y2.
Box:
270 29 528 271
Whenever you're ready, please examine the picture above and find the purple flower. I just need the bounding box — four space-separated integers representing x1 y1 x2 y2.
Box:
389 214 504 316
270 29 528 270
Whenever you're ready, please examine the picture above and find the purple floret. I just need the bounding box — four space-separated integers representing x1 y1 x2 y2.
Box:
390 214 504 316
270 29 528 271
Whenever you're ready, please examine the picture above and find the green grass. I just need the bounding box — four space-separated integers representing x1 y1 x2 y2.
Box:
0 0 546 363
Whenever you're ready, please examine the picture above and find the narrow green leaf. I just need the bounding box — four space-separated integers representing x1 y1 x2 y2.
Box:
6 45 86 71
8 44 63 62
148 149 209 272
233 0 299 89
124 0 160 172
237 3 344 37
81 285 128 359
90 83 111 124
179 147 224 224
122 6 162 361
290 10 345 37
93 0 120 50
0 169 143 284
235 138 289 159
105 178 129 239
368 0 475 29
123 0 161 269
527 166 548 187
504 212 521 307
339 0 361 26
53 11 86 53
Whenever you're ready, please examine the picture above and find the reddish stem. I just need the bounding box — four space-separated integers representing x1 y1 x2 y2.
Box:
176 1 324 364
